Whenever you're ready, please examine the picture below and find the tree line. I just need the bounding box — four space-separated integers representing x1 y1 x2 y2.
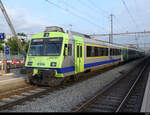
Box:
0 33 30 54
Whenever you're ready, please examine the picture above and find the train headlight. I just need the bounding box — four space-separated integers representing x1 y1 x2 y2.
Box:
51 62 56 67
28 62 32 66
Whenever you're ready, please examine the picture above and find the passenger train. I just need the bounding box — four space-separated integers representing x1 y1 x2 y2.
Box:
25 26 144 86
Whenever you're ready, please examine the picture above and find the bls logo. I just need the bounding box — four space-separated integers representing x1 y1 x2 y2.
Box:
37 63 45 66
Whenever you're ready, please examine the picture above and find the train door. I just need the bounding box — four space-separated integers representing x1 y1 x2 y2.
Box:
75 41 84 74
123 48 128 61
121 48 124 62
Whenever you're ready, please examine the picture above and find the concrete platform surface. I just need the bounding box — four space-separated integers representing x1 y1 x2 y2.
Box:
141 72 150 112
0 68 28 93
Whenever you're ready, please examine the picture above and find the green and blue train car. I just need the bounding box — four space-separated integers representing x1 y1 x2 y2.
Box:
25 26 144 86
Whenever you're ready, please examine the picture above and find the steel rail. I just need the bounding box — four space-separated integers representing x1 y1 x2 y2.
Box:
115 63 148 112
74 70 131 112
74 58 148 112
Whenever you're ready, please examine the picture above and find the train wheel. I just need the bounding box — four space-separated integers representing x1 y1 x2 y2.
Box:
47 77 64 87
28 77 35 85
74 75 79 81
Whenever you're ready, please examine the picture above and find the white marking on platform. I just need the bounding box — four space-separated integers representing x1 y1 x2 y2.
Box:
0 78 24 83
29 90 42 93
22 92 32 96
11 95 25 99
1 98 16 103
0 102 7 106
34 88 46 91
141 72 150 112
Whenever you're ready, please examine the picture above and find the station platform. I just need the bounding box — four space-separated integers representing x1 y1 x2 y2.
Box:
141 71 150 112
0 68 28 94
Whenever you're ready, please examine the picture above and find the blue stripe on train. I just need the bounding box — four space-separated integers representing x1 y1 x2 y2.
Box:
84 58 121 69
25 58 121 74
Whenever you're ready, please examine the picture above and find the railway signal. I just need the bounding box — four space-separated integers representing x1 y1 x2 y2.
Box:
0 33 5 40
4 46 10 55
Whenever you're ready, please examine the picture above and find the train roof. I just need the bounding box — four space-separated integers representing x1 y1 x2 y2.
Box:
43 26 141 51
68 30 139 50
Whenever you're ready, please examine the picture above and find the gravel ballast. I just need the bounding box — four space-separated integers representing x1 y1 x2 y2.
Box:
2 58 145 112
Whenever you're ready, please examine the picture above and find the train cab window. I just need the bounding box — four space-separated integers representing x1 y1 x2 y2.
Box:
68 44 72 56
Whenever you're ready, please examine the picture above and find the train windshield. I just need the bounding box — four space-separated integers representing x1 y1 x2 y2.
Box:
45 38 63 56
28 39 43 56
28 37 63 56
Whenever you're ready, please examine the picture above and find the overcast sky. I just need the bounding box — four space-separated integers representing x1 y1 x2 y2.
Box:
0 0 150 48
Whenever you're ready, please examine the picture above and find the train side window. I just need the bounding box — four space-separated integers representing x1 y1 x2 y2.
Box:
112 49 114 56
119 49 121 55
103 48 106 56
112 48 114 56
68 44 72 56
118 49 120 55
80 46 82 57
99 47 102 56
101 48 104 56
94 47 98 56
110 48 112 56
115 49 118 55
77 46 79 57
105 48 108 56
116 49 118 55
87 46 92 57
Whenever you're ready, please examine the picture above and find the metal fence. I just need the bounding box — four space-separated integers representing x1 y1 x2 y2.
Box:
0 54 24 60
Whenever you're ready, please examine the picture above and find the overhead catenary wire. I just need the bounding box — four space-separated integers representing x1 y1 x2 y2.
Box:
86 0 129 33
78 0 108 19
78 0 126 33
113 15 128 32
87 0 110 17
60 0 103 25
45 0 108 33
121 0 139 30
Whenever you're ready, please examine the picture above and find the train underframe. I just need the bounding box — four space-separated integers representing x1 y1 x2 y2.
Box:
28 69 64 87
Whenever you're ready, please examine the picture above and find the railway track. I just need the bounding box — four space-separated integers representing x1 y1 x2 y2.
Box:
0 58 145 111
74 57 150 112
0 86 50 111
